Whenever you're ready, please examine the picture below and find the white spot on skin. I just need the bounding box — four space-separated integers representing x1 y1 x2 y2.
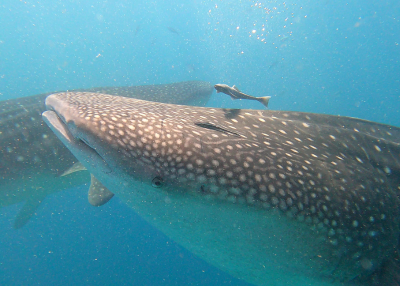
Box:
207 169 216 176
260 193 268 201
197 175 207 183
230 187 241 195
368 231 377 237
330 239 338 246
374 145 381 152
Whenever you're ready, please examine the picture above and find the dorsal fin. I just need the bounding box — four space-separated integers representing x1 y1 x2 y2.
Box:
232 85 240 92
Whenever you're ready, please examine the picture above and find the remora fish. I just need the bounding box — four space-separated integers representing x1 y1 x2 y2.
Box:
43 92 400 286
0 81 213 229
214 83 271 108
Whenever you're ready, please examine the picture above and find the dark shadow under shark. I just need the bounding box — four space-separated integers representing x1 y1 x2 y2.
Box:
42 92 400 285
0 81 213 229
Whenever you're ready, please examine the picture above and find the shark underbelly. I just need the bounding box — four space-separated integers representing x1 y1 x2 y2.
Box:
114 179 346 286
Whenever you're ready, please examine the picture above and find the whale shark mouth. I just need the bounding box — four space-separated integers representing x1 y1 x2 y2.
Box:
42 95 112 175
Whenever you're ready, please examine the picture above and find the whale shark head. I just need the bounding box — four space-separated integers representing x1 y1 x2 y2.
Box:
43 92 400 285
0 80 214 228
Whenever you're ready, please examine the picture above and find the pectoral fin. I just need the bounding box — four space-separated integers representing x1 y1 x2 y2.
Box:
14 195 46 229
61 162 87 177
88 174 114 206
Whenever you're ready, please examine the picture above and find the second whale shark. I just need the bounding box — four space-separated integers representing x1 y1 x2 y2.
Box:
43 92 400 285
0 81 213 228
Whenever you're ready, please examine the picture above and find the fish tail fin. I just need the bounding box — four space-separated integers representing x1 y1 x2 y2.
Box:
258 96 271 108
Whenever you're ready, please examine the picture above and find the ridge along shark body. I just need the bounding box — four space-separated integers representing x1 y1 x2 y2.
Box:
0 81 213 229
43 92 400 286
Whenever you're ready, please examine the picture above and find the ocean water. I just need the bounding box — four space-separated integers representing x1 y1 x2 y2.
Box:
0 0 399 285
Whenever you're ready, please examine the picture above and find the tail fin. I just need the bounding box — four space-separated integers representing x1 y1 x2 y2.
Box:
257 96 271 108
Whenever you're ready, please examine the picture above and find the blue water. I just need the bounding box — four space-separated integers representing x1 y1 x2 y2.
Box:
0 0 399 285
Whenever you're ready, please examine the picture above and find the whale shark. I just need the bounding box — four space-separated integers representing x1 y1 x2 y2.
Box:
0 81 213 228
42 91 400 285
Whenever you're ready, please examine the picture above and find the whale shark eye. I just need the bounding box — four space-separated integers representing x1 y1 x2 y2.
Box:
152 176 164 188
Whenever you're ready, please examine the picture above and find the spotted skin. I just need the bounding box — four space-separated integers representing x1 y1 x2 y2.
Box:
0 81 213 228
43 92 400 285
